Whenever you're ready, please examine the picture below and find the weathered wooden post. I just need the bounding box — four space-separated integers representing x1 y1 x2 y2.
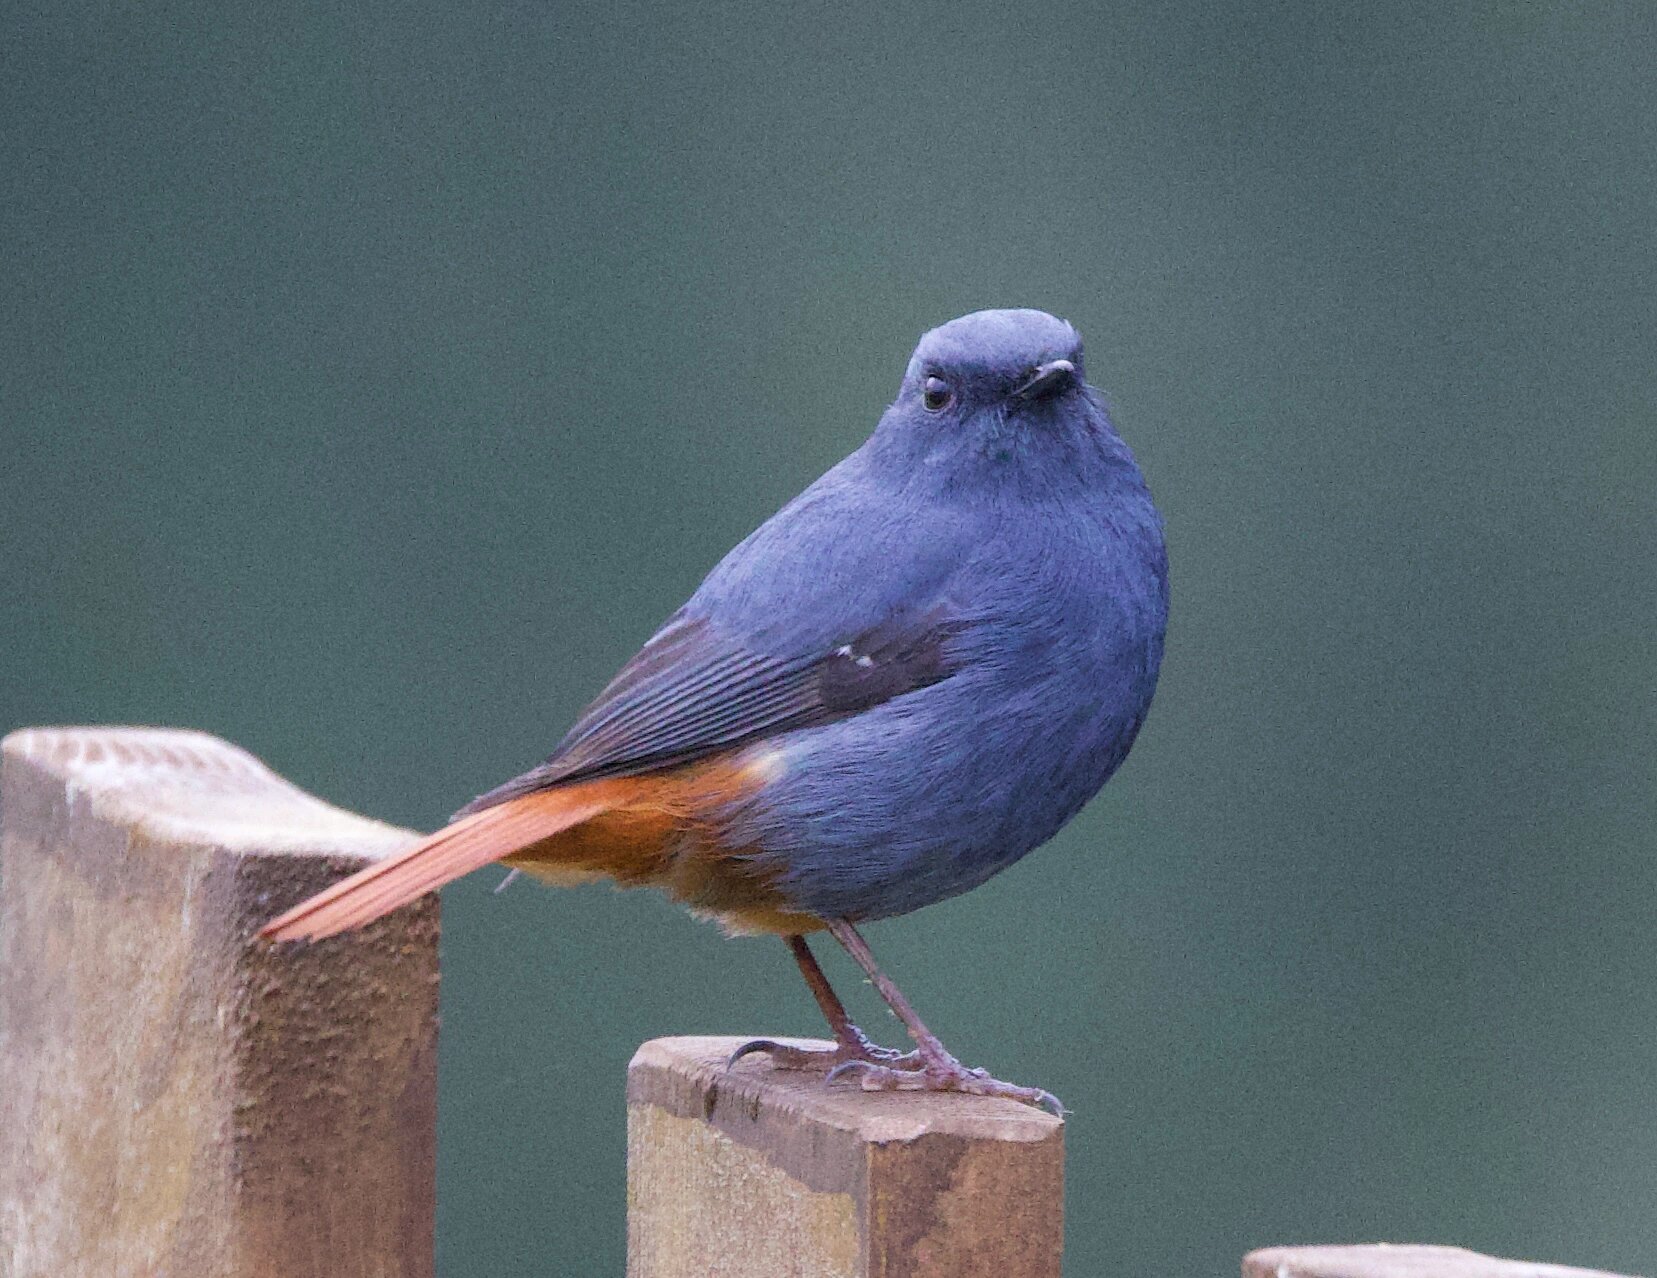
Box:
627 1036 1065 1278
0 727 439 1278
1244 1246 1638 1278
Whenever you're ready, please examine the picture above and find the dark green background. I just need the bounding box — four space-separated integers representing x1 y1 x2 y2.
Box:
4 3 1654 1274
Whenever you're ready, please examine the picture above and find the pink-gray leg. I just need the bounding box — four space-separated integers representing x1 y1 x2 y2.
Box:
726 934 922 1073
823 919 1065 1116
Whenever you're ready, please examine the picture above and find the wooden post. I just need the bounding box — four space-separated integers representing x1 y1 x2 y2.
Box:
0 727 439 1278
627 1035 1064 1278
1243 1246 1638 1278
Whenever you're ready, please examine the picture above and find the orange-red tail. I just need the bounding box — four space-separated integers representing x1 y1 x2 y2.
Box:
259 788 612 943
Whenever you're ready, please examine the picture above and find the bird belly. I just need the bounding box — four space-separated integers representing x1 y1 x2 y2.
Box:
728 658 1158 921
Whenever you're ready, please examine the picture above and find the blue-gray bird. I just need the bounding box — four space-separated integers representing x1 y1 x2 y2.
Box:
262 308 1169 1111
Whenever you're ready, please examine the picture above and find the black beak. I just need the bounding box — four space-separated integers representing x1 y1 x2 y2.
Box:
1011 359 1077 402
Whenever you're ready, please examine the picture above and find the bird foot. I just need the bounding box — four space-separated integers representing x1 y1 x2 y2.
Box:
825 1050 1066 1116
726 1025 923 1074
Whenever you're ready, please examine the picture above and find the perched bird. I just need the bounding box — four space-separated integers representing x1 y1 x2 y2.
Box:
261 308 1168 1112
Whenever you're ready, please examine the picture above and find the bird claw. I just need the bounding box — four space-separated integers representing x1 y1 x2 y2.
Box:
726 1038 792 1069
726 1027 923 1074
823 1054 1067 1116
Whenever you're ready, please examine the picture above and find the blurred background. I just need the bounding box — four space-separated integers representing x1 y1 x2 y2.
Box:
4 2 1655 1274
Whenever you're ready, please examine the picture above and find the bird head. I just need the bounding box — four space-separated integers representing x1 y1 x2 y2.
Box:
905 308 1085 414
870 309 1121 487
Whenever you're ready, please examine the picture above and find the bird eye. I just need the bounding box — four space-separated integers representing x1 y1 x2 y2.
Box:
922 375 953 411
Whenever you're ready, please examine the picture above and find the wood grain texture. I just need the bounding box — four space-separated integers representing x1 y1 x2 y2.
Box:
1244 1246 1640 1278
0 727 438 1278
627 1036 1064 1278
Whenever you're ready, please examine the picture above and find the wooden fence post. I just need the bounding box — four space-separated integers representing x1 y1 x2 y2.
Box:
0 727 439 1278
627 1035 1065 1278
1243 1245 1639 1278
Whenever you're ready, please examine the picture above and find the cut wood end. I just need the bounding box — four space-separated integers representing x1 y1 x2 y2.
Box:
630 1034 1064 1146
628 1035 1065 1277
3 725 413 859
1243 1246 1643 1278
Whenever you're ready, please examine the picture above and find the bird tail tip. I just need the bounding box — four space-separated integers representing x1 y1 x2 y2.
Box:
258 790 609 943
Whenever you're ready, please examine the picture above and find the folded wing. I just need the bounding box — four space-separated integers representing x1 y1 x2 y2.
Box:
456 606 965 814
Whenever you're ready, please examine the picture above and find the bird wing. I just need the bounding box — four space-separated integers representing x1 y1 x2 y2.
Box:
455 604 965 814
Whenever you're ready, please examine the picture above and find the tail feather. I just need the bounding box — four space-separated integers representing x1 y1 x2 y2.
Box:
259 789 611 942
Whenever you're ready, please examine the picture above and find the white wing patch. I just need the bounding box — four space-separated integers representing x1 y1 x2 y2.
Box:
834 643 876 669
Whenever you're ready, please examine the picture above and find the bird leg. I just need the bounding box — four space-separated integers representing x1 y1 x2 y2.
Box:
726 935 922 1072
821 919 1065 1116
